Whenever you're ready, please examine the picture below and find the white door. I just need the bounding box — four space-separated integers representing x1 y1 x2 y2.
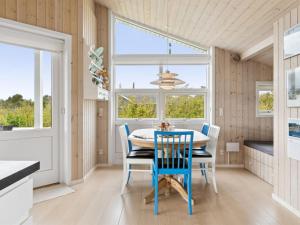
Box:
0 43 60 187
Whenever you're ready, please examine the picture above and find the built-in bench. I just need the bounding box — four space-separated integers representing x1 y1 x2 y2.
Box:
244 140 273 185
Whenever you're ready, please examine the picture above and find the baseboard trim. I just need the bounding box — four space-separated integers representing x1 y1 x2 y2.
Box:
83 166 98 181
216 164 245 168
272 193 300 218
96 163 113 168
69 179 84 186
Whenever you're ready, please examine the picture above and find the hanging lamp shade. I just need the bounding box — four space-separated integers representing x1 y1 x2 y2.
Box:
150 70 185 90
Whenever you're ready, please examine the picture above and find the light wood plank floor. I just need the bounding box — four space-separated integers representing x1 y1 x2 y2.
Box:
32 167 300 225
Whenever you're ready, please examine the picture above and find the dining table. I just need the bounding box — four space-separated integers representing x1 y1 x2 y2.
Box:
128 128 210 205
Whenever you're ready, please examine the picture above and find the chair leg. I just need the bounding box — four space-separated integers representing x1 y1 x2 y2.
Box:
212 162 218 194
127 164 131 184
187 173 192 215
183 174 187 189
200 163 204 176
200 163 208 183
154 172 159 215
122 163 129 194
152 166 155 187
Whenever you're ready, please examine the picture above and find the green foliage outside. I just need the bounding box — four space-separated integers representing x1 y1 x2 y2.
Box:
117 94 204 119
258 91 273 112
165 95 204 118
118 95 156 118
0 94 52 128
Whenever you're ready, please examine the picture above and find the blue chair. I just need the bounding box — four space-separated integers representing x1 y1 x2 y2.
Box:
153 131 194 215
201 123 210 136
124 123 134 152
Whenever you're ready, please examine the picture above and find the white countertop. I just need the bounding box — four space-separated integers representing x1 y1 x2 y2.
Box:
0 161 38 181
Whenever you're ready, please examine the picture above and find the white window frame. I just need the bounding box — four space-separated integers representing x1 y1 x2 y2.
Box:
163 90 207 121
111 14 211 124
115 90 160 122
256 81 273 117
109 12 212 163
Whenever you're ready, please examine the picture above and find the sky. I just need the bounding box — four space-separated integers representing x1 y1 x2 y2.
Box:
0 43 52 100
0 20 206 100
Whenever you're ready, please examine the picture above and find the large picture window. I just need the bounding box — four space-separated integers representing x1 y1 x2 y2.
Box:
0 42 53 129
112 16 210 122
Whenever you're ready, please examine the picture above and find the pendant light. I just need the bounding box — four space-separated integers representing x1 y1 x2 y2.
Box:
150 0 185 90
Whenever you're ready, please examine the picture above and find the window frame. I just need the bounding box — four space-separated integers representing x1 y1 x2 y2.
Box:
0 43 55 130
111 14 211 125
115 90 160 122
163 91 207 120
256 81 273 117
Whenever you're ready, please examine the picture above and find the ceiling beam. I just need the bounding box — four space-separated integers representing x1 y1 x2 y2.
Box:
241 35 273 61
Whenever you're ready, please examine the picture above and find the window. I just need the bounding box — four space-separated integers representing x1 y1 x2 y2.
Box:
114 18 206 55
256 82 273 117
117 94 157 119
112 15 210 122
0 42 53 129
165 94 205 119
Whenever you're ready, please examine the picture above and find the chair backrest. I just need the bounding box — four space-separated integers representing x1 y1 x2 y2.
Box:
154 131 194 172
124 123 133 152
119 125 130 160
201 123 210 136
205 125 220 161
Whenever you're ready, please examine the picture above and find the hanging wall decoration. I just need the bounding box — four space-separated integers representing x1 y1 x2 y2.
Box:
88 46 109 90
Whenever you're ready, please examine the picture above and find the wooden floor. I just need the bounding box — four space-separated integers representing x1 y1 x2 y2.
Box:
32 167 300 225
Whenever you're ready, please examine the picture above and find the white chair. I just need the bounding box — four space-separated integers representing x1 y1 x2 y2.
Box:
191 125 220 193
119 125 154 194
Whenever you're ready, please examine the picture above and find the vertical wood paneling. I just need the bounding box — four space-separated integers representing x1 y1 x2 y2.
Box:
83 100 97 176
82 0 98 176
0 0 85 180
273 5 300 213
96 4 109 164
215 48 273 165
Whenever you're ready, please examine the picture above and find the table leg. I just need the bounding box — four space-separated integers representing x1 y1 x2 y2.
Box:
144 175 194 205
144 177 168 204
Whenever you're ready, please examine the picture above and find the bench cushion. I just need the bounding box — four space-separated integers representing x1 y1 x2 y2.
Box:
244 140 273 156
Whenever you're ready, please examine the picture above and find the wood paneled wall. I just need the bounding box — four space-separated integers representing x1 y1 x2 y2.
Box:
96 4 109 164
82 0 98 176
215 48 273 165
83 100 97 176
273 6 300 213
0 0 84 180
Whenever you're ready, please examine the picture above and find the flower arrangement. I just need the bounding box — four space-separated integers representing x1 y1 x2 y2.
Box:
88 46 109 90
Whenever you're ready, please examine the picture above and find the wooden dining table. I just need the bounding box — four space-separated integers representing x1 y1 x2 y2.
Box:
128 128 209 205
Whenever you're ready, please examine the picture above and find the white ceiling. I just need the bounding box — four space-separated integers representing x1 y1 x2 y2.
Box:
96 0 299 54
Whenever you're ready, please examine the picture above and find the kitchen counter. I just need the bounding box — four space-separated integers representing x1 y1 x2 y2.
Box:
0 161 40 225
0 161 40 191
